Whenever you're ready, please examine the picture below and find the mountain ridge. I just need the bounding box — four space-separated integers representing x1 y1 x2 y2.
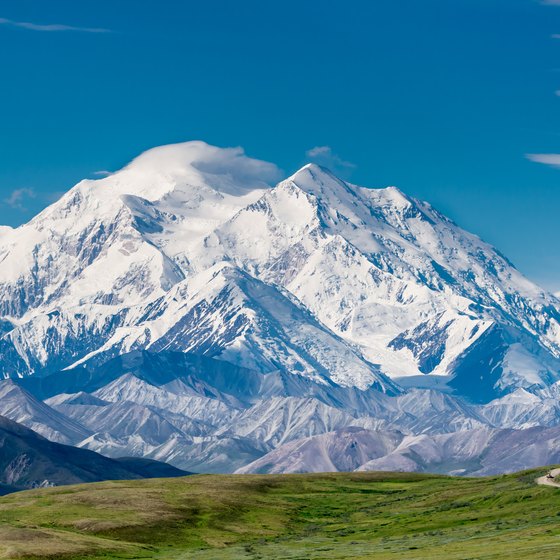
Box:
0 413 188 494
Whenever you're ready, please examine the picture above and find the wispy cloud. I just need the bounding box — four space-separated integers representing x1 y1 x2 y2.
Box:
0 17 111 33
92 170 113 177
305 146 356 176
3 188 36 210
526 153 560 167
541 1 560 5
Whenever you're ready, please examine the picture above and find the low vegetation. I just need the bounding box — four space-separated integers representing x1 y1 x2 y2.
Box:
1 469 560 559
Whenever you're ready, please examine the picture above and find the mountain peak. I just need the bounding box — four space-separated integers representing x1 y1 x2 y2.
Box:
282 162 362 207
287 162 343 185
286 164 409 209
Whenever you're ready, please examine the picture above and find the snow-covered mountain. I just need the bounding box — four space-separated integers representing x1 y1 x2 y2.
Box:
1 141 558 397
0 140 559 475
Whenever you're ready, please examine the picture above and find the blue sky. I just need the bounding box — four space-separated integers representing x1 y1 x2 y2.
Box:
1 0 560 291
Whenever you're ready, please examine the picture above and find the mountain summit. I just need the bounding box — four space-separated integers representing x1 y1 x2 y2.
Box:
0 142 559 404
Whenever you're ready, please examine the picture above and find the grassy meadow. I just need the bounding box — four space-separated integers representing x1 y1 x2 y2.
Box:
1 469 560 559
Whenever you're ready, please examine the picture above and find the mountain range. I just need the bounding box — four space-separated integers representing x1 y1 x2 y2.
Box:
0 141 559 476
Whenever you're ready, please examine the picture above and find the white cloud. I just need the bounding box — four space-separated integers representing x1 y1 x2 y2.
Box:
188 144 283 190
305 146 356 176
124 141 283 194
3 188 36 210
525 153 560 167
93 170 113 177
542 1 560 5
0 17 110 33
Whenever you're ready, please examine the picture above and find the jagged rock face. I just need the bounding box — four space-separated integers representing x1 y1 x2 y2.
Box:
0 141 558 403
4 453 31 485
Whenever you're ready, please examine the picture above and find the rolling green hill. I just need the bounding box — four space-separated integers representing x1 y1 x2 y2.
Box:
1 469 560 559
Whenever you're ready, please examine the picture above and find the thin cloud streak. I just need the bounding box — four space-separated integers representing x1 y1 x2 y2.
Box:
525 153 560 168
0 17 111 33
